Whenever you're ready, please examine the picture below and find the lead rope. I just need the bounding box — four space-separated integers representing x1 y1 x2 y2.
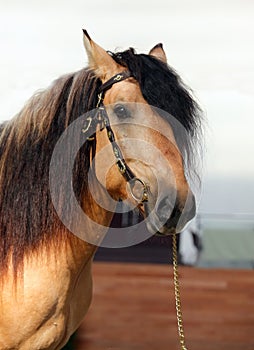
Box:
172 233 188 350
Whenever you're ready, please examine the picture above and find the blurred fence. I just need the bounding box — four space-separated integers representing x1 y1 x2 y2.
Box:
96 204 254 269
197 212 254 269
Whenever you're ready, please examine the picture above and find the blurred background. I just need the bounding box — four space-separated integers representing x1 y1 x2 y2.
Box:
1 1 254 349
1 0 253 268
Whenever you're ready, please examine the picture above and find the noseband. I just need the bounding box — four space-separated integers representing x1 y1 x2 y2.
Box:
82 71 149 204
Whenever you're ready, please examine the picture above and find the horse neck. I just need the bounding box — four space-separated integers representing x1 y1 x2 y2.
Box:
82 176 115 233
67 178 114 266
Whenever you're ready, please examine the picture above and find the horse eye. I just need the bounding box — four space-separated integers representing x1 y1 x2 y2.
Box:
114 104 130 119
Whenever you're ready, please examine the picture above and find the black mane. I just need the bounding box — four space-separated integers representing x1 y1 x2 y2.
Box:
0 48 202 275
110 48 202 178
0 69 100 274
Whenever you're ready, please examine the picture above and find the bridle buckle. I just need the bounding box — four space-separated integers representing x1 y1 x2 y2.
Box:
116 159 126 175
96 92 104 108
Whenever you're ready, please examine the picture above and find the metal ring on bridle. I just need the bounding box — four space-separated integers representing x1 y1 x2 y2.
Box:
128 177 149 203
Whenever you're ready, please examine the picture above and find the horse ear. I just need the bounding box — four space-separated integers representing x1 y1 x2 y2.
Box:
149 43 167 63
83 29 121 82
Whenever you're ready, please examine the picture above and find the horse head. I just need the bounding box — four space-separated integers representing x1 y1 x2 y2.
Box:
82 31 199 237
0 31 202 350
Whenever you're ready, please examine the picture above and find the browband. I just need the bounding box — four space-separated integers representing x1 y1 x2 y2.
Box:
98 71 132 95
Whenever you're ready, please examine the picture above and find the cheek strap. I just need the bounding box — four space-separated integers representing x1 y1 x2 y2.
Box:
82 70 149 204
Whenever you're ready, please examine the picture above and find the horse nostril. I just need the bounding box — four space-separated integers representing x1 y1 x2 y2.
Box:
162 193 196 231
166 203 182 228
173 192 196 231
184 192 196 221
155 192 196 233
188 194 196 220
156 196 173 221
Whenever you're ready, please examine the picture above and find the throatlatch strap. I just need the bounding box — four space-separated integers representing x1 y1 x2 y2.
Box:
96 70 137 182
99 106 137 183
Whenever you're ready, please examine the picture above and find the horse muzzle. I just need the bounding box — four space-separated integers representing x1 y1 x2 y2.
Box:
144 190 196 235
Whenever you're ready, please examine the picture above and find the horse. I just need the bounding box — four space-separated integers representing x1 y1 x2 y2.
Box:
0 30 202 349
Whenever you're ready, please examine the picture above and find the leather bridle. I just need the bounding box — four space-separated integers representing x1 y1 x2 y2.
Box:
81 71 149 204
82 71 188 350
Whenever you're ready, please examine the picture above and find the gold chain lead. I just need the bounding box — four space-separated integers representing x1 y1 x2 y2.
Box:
172 233 188 350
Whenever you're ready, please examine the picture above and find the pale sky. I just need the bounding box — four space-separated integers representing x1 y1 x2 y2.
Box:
0 0 254 214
